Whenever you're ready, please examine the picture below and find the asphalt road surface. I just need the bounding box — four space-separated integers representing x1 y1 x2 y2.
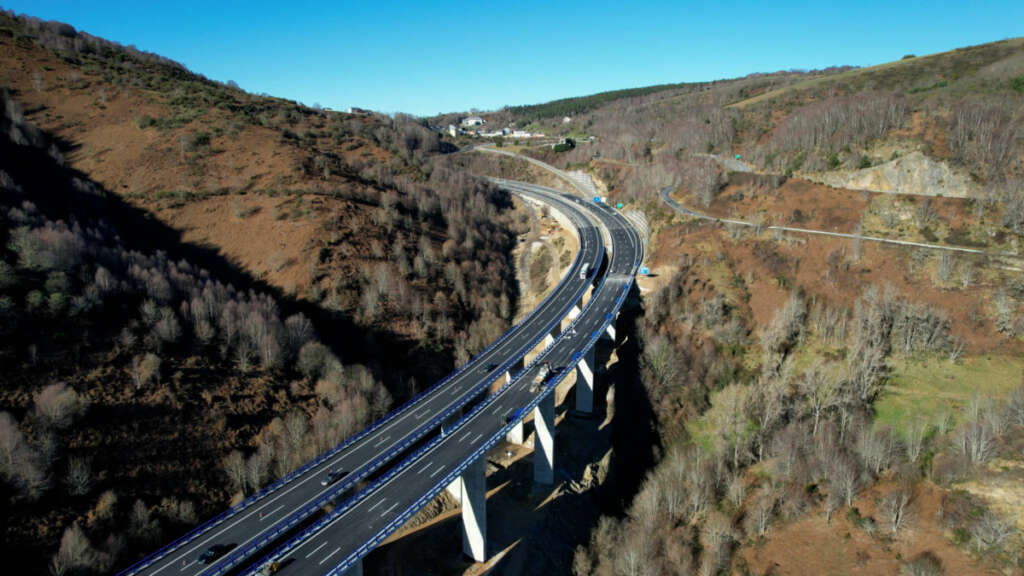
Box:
260 180 642 576
123 186 607 576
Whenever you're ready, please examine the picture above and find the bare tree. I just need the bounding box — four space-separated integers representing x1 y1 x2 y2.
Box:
955 419 994 466
222 450 247 495
50 522 96 576
65 456 92 496
1008 384 1024 427
34 383 86 429
970 510 1014 554
904 419 928 464
751 375 786 461
129 353 161 389
0 411 48 499
881 484 913 534
744 489 777 538
799 364 839 438
707 384 754 470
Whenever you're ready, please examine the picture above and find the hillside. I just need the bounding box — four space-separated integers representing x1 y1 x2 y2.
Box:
0 12 519 365
0 11 524 575
458 38 1024 576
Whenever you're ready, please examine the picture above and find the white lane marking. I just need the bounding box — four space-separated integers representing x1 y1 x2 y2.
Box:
471 432 483 444
430 464 446 478
319 547 342 565
179 560 196 572
259 504 285 521
417 460 434 474
305 542 327 559
207 190 609 563
379 502 400 517
450 386 461 396
372 435 391 448
368 498 387 512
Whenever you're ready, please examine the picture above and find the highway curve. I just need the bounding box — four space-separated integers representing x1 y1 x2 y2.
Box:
121 185 606 576
253 180 642 576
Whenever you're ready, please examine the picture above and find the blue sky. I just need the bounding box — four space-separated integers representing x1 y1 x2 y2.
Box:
6 1 1023 116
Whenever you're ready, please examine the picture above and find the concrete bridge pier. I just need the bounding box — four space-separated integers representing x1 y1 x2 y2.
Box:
601 313 617 343
506 419 524 444
460 456 487 562
533 393 555 484
544 322 561 348
504 357 525 385
505 357 526 444
575 346 595 414
567 295 584 320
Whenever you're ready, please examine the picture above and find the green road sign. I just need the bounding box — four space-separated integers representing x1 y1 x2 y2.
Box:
735 154 741 160
615 202 624 209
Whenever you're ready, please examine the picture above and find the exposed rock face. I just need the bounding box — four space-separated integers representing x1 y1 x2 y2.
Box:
808 151 975 198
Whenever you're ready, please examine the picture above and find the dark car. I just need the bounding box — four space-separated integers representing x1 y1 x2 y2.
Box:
198 544 231 564
483 362 499 373
321 470 347 487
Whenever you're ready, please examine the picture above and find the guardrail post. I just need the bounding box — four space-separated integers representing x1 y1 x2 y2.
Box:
461 456 487 562
533 393 555 484
575 346 596 414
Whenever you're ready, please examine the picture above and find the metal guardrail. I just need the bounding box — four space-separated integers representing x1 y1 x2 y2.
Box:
202 250 605 576
325 272 638 576
262 189 643 575
117 190 598 576
259 247 628 575
198 194 605 575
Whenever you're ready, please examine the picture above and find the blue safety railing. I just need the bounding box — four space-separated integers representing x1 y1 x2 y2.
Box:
198 192 605 576
117 188 600 576
251 188 642 575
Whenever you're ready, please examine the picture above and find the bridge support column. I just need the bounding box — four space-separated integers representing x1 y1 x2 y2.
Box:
505 357 524 385
506 419 524 444
446 476 463 504
533 393 555 484
575 346 595 413
461 456 487 562
544 322 560 348
601 314 617 343
567 296 583 320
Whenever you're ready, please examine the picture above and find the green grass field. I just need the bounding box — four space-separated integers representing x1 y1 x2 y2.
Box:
874 354 1024 432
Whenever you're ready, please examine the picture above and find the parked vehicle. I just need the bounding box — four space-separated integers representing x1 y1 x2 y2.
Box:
579 263 591 280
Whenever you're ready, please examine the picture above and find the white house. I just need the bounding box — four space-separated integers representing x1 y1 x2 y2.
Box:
461 116 486 127
447 124 458 137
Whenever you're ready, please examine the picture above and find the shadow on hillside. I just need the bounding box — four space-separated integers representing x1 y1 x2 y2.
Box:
0 100 460 394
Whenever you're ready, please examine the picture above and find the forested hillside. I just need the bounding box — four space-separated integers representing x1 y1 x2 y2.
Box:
0 10 523 575
458 37 1024 576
